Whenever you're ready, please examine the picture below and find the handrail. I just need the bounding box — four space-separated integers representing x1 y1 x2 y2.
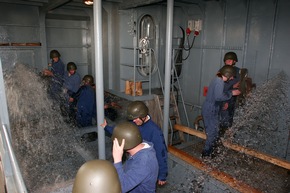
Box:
0 124 27 193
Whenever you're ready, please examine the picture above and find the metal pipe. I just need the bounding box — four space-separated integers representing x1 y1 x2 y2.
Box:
163 0 174 146
94 0 106 159
2 124 27 193
267 0 279 80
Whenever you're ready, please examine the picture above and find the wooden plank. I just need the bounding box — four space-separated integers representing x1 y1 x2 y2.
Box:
173 124 290 170
174 124 206 139
222 140 290 170
168 145 262 193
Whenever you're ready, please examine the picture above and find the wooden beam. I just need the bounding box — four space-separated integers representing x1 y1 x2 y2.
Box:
168 145 262 193
174 124 206 139
173 124 290 170
222 140 290 170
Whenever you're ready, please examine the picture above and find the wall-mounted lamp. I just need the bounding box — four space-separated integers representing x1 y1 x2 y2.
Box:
83 0 93 5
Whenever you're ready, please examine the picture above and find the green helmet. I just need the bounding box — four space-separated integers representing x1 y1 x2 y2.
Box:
83 75 94 85
219 65 235 79
127 101 148 120
112 121 142 150
223 52 238 62
67 62 77 71
72 160 121 193
50 50 61 59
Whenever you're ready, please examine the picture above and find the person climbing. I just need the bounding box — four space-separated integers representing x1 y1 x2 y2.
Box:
219 52 241 131
201 65 241 158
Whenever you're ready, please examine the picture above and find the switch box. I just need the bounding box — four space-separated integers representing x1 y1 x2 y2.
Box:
194 19 202 31
188 20 194 31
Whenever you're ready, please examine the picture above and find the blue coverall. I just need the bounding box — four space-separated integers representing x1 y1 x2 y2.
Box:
49 59 65 101
202 76 232 156
219 66 240 128
73 84 96 127
114 141 159 193
63 72 81 95
105 116 168 182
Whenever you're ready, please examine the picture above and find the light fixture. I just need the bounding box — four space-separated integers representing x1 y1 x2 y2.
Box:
83 0 93 5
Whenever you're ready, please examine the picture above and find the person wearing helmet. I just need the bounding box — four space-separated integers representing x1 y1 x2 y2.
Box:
70 75 96 127
112 122 158 193
101 101 168 186
61 62 81 119
42 50 65 101
201 65 241 158
72 159 121 193
219 51 241 131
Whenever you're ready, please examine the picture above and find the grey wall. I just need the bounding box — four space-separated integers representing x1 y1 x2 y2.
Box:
1 0 290 129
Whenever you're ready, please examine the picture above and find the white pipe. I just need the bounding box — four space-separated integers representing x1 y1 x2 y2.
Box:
94 0 106 159
163 0 174 146
2 124 27 193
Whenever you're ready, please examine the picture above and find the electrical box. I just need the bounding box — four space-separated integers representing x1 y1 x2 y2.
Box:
188 20 194 31
188 19 202 32
194 19 202 31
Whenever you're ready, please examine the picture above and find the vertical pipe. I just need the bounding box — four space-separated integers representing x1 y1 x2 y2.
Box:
2 124 27 193
267 0 279 80
94 0 106 159
242 0 251 69
0 59 10 136
163 0 174 146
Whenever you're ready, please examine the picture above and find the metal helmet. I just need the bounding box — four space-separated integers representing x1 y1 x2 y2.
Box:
83 75 94 85
72 159 121 193
50 50 61 59
67 62 77 71
127 101 149 120
111 121 142 150
223 52 238 62
219 65 235 79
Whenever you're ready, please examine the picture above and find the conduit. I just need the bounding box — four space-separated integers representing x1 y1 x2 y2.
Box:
173 124 290 170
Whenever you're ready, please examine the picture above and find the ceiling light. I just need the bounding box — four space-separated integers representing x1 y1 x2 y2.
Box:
83 0 93 5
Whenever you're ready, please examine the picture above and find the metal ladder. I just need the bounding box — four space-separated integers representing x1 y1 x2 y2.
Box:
155 47 190 145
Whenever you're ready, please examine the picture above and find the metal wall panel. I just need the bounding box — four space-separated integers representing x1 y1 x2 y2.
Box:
270 0 290 79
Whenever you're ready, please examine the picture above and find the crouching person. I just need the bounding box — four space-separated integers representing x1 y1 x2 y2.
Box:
70 75 96 127
112 122 159 193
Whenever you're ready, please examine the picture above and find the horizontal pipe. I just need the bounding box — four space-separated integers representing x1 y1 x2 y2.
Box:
173 124 290 170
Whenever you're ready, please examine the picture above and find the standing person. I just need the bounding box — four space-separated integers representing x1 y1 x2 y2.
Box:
70 75 96 127
201 65 241 158
61 62 81 118
43 50 65 101
72 159 121 193
219 52 241 130
112 121 158 193
102 101 168 185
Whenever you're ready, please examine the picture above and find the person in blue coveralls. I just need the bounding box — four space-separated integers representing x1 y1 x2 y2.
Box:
61 62 81 118
112 121 158 193
201 65 241 158
43 50 65 101
101 101 168 186
70 75 96 127
219 52 241 132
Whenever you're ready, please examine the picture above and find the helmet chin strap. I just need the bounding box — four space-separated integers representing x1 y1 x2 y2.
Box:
140 115 149 125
